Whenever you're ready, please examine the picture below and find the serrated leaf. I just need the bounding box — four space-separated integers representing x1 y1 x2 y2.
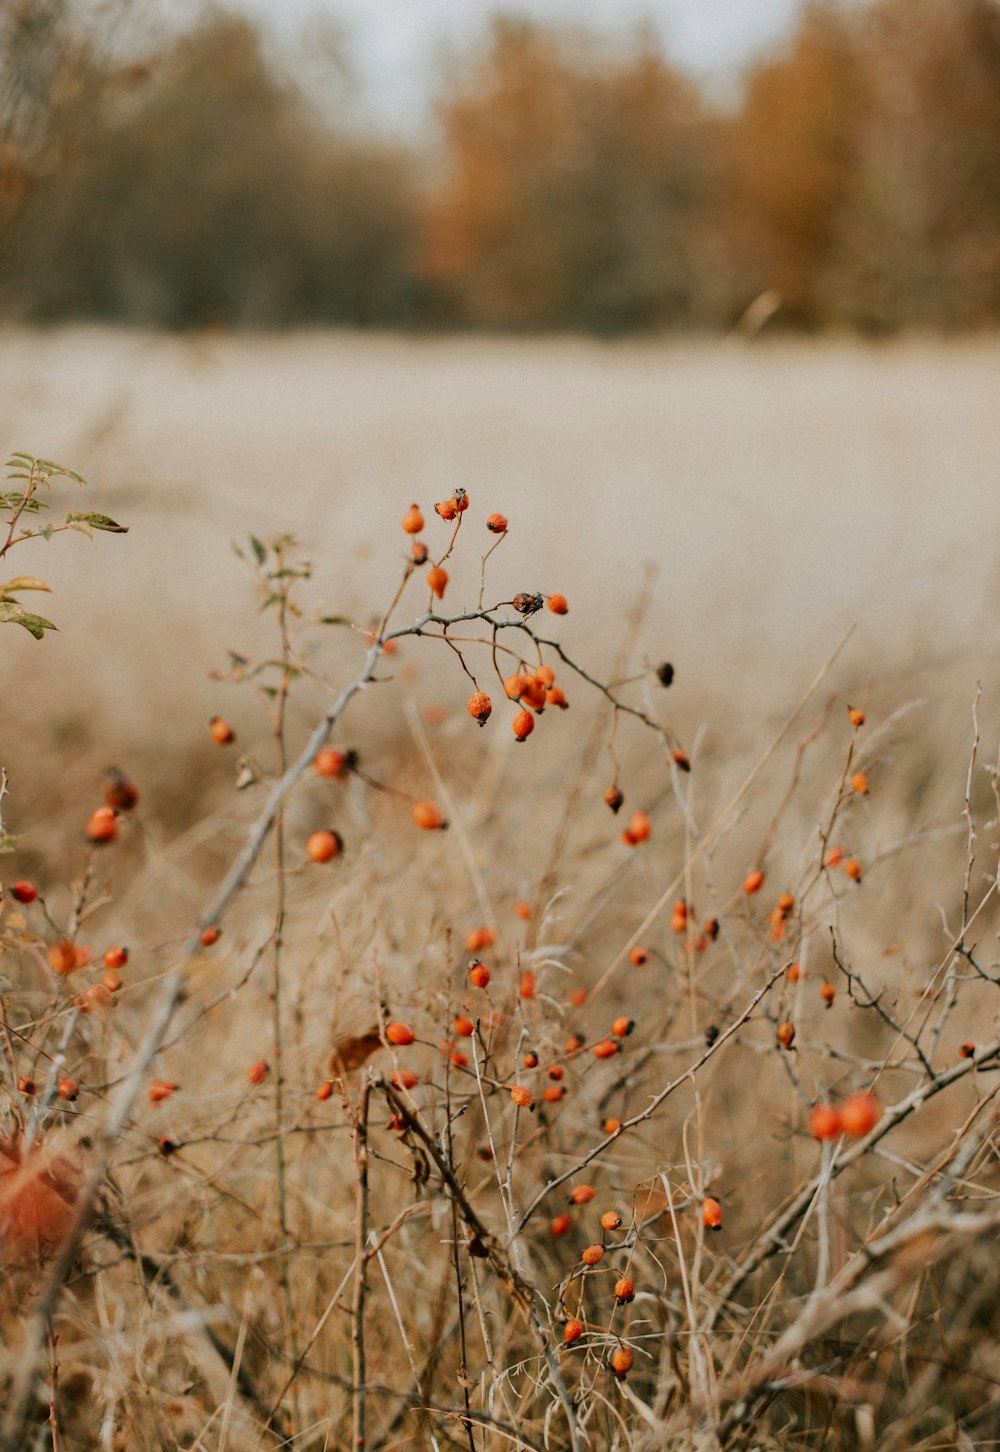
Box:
0 577 51 594
249 536 266 566
65 511 127 533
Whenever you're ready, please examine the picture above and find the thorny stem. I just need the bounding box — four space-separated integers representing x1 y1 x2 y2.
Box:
190 603 698 944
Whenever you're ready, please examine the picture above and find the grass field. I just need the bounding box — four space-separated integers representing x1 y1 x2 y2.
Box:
1 330 1000 1451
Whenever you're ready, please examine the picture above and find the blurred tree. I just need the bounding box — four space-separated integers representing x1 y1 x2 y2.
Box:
1 6 422 326
720 1 866 328
837 0 1000 329
420 20 714 331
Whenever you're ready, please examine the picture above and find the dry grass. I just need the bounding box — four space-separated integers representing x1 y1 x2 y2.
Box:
1 332 1000 1450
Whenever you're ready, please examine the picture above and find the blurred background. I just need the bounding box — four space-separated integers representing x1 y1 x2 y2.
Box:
3 0 1000 333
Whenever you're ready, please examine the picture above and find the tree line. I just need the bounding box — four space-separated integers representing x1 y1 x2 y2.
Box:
2 0 999 333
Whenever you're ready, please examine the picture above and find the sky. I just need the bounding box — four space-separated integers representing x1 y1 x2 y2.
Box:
227 0 806 128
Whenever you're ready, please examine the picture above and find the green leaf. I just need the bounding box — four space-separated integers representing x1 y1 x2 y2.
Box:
0 602 57 638
0 493 44 511
249 536 266 566
320 615 353 626
65 511 127 533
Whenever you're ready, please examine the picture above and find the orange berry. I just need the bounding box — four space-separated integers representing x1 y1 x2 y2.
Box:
467 691 492 725
510 1084 533 1109
504 672 528 700
564 1318 584 1345
848 706 865 727
200 924 221 947
47 940 77 976
603 1117 622 1135
851 771 869 795
534 664 555 686
613 1276 635 1304
104 768 139 811
550 1212 571 1236
601 1210 623 1231
777 892 795 915
622 809 651 846
604 785 624 814
569 987 587 1007
629 946 648 966
839 1091 880 1138
702 1197 723 1230
611 1016 634 1039
545 685 569 709
787 961 801 982
306 829 343 863
18 1077 35 1096
592 1038 619 1059
85 806 118 844
820 981 836 1008
515 901 532 921
103 946 129 970
545 1065 564 1083
519 970 537 1000
158 1137 178 1156
316 1081 334 1101
84 982 112 1011
610 1347 633 1379
843 857 862 882
547 593 568 615
581 1244 604 1266
960 1041 975 1059
825 845 844 869
411 539 428 564
58 1079 79 1102
486 512 508 533
313 747 352 779
465 927 495 952
102 970 122 994
543 1083 565 1103
411 801 447 831
11 880 37 903
672 747 691 771
704 917 720 940
148 1079 178 1104
247 1060 269 1085
209 717 235 745
453 1015 475 1038
434 497 459 521
402 503 424 534
522 1050 539 1068
385 1022 415 1047
776 1021 796 1049
564 1033 584 1054
743 869 765 895
512 709 535 742
73 945 92 970
469 961 491 989
569 1185 596 1205
427 565 448 599
392 1069 418 1090
808 1103 841 1141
